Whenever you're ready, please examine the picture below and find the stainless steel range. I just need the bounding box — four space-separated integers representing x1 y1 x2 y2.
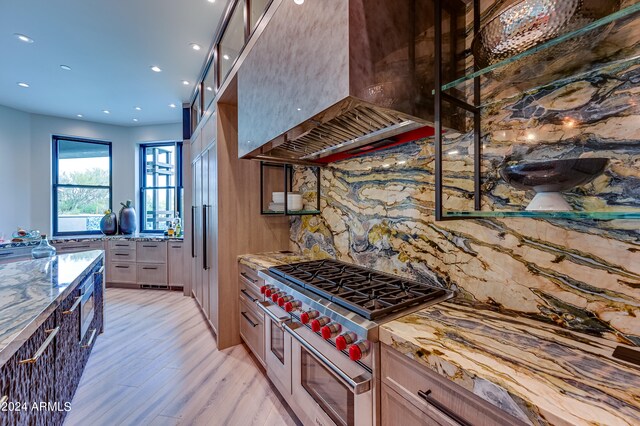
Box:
257 259 453 426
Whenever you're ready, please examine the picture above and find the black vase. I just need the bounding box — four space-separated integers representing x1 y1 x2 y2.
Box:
119 201 137 235
99 212 118 235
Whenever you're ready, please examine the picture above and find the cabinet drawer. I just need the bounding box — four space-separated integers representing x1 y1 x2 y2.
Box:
239 264 263 294
381 344 523 426
108 240 135 250
239 298 265 367
109 262 137 283
239 276 261 306
382 383 457 426
137 263 168 285
56 241 104 254
110 249 136 263
136 242 167 264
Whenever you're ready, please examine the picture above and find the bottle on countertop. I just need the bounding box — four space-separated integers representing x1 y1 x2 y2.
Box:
167 223 175 237
174 214 182 238
32 235 56 259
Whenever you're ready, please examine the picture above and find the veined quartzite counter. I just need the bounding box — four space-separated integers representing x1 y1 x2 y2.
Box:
0 250 104 425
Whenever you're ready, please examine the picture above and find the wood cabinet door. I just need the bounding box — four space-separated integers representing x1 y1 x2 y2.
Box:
382 383 458 426
168 242 185 287
201 148 210 319
193 157 203 305
206 143 219 331
0 315 57 426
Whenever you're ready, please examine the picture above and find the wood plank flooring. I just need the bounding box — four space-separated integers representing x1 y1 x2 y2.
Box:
64 288 299 426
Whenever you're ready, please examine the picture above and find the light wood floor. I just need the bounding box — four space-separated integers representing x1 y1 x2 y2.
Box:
64 288 299 426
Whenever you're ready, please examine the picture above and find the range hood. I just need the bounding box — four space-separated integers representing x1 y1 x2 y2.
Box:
238 0 465 164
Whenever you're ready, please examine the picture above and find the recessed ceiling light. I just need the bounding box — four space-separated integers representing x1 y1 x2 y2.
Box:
223 54 230 60
294 0 304 4
190 43 201 51
17 82 29 88
207 0 215 3
169 103 177 108
150 66 162 73
133 118 139 122
206 86 213 92
135 106 142 111
297 108 301 111
60 65 72 71
14 33 34 43
77 114 83 118
103 110 110 114
182 80 190 86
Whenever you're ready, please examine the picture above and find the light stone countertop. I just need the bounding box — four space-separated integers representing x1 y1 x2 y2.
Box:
0 250 104 366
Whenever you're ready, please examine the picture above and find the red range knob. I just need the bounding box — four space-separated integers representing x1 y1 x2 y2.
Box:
260 285 268 295
264 287 274 298
311 316 331 333
300 310 319 324
271 292 284 303
284 300 302 313
335 332 357 351
349 341 371 361
277 295 294 307
321 323 342 340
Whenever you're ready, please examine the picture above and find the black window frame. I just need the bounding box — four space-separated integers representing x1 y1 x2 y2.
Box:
139 141 183 234
52 136 113 237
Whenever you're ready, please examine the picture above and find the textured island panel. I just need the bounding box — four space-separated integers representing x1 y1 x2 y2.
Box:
0 250 104 366
380 303 640 426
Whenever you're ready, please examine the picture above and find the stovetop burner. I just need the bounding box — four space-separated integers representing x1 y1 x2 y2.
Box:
269 259 449 320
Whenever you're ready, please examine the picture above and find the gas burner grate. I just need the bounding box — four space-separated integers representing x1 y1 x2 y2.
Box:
269 259 449 320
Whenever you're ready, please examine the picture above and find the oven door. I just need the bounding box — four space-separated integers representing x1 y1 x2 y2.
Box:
80 276 95 341
258 301 292 398
285 322 373 426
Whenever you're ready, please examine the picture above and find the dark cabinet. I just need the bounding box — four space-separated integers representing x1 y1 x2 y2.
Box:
0 315 57 426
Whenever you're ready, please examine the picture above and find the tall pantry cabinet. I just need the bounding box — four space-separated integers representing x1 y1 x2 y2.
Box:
189 93 289 350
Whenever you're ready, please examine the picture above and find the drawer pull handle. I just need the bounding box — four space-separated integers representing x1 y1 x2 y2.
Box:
96 266 105 275
240 272 257 283
143 267 158 270
142 244 158 248
115 266 129 269
63 297 82 315
19 327 60 364
115 244 129 247
241 289 258 303
241 312 258 327
0 252 14 257
417 390 471 426
114 253 129 256
171 245 181 249
82 329 97 348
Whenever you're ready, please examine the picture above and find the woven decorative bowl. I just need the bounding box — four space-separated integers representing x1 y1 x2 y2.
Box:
472 0 620 69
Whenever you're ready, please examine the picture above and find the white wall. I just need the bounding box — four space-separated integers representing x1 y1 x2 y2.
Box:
0 105 181 237
0 105 31 240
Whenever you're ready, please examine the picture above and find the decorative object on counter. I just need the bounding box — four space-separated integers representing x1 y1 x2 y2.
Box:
174 214 182 238
31 235 57 259
499 158 609 211
118 200 137 235
11 228 40 243
472 0 620 69
270 192 303 212
260 162 321 216
99 209 118 235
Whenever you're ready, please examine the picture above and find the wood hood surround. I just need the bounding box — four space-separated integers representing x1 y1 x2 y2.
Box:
237 0 465 162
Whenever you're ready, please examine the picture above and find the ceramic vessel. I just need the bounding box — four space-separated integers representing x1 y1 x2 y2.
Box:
99 210 118 235
500 158 609 211
119 200 137 235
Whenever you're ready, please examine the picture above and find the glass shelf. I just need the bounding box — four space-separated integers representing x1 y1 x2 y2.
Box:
438 3 640 97
261 210 321 216
443 211 640 221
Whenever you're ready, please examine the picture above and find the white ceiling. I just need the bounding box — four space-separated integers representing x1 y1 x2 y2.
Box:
0 0 229 126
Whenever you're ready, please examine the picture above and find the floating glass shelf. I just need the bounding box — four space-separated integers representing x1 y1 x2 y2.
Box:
443 211 640 220
261 209 321 216
439 3 640 94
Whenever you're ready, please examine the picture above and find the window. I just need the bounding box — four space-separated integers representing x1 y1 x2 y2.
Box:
52 136 112 236
139 142 183 233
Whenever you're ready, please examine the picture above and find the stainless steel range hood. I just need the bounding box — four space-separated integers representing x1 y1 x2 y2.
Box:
238 0 466 164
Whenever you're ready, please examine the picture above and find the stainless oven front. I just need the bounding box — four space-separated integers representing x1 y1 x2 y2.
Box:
79 275 95 341
285 322 374 426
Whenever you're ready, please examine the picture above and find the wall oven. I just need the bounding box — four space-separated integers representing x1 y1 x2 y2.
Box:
259 301 293 398
286 322 374 426
79 274 95 341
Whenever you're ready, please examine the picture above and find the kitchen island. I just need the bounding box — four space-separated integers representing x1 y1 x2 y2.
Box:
0 250 104 425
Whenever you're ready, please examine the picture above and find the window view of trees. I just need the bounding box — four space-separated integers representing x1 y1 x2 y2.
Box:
53 137 112 235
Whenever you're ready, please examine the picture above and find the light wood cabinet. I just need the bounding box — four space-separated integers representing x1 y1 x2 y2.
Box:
239 298 265 367
381 344 525 426
109 262 137 284
168 242 185 287
137 263 168 286
136 242 167 264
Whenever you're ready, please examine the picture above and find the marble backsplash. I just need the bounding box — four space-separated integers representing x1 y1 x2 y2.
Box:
290 4 640 347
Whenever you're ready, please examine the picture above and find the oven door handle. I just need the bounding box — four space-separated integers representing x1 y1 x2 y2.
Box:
257 301 288 326
283 322 372 395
